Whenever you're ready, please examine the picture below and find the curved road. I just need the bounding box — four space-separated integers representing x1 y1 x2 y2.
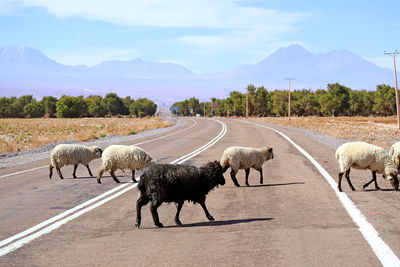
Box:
1 117 400 266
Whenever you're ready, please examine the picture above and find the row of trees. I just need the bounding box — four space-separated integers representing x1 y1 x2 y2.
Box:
0 93 157 118
172 83 398 117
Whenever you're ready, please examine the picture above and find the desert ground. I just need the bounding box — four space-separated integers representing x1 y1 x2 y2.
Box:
0 117 172 154
251 116 399 149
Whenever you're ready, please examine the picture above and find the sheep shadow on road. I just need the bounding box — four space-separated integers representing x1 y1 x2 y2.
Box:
225 182 304 188
164 217 273 228
360 188 398 192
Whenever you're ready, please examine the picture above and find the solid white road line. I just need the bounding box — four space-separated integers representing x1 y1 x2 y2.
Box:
245 120 400 266
0 119 197 180
0 118 226 257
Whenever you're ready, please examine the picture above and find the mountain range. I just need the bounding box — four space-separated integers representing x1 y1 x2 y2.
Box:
0 45 396 103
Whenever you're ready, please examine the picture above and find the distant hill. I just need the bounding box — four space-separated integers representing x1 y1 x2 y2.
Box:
206 44 394 90
0 45 396 102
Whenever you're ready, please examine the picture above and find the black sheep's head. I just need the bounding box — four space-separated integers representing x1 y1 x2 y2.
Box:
210 160 225 186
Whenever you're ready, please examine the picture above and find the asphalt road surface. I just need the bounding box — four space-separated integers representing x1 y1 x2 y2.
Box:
1 117 400 266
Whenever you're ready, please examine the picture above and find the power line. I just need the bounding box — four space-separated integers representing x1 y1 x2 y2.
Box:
384 50 400 129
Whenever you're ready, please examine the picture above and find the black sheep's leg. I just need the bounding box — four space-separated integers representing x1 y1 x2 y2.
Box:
150 199 164 228
135 195 150 228
345 169 356 191
110 171 120 183
131 169 137 183
56 168 64 179
230 169 240 187
85 164 94 177
49 165 53 179
73 164 78 178
245 168 250 186
337 172 344 192
174 201 184 226
200 200 214 221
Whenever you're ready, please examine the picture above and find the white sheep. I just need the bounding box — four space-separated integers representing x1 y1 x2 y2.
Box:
97 145 155 184
335 141 399 191
49 144 103 179
389 142 400 171
220 146 274 187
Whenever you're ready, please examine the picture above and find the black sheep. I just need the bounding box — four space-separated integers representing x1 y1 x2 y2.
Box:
135 161 226 228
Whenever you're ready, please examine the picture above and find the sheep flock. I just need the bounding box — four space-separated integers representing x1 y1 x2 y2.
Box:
47 121 400 229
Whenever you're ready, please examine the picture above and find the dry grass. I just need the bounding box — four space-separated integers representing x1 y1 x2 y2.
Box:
0 117 173 154
250 116 399 150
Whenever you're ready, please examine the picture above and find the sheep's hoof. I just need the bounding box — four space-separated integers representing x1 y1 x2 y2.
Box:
245 183 250 186
135 221 141 228
97 180 102 184
174 218 183 226
375 187 381 191
73 176 77 179
351 188 356 191
235 184 240 187
132 179 138 183
114 179 121 183
207 215 215 221
155 222 164 228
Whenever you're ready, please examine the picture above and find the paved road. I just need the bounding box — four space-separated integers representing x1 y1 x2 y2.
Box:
1 117 400 266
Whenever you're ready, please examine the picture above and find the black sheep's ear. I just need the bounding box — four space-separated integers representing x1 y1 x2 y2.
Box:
268 147 273 152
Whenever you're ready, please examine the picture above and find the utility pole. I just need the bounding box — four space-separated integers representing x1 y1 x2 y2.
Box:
246 92 248 118
284 77 295 120
384 50 400 129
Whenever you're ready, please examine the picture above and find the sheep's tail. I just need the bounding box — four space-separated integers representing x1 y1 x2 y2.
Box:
220 154 229 173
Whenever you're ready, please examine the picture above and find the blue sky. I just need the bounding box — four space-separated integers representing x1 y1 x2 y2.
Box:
0 0 399 74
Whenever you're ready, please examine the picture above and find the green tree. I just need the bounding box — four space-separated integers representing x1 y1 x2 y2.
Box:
229 91 245 116
130 98 157 117
56 95 88 118
11 95 34 117
246 84 256 116
373 84 396 116
24 100 45 118
291 89 319 116
361 91 375 116
272 90 288 116
319 83 350 116
103 93 126 116
40 96 58 117
254 86 272 116
0 97 13 118
85 95 106 117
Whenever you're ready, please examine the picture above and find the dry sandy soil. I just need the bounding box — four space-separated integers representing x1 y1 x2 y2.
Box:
0 117 172 154
250 116 399 150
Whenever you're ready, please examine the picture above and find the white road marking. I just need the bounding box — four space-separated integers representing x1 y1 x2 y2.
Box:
0 119 197 180
0 118 226 257
246 120 400 266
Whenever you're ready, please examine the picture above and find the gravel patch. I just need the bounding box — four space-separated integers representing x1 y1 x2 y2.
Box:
0 118 183 169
